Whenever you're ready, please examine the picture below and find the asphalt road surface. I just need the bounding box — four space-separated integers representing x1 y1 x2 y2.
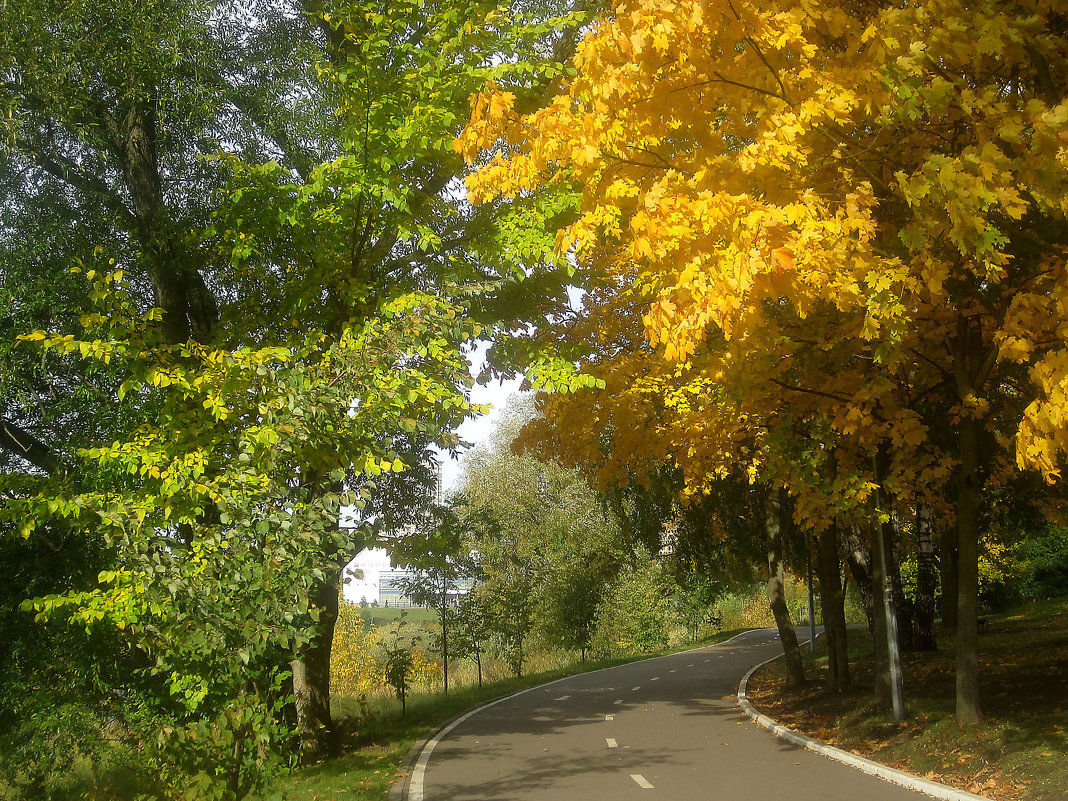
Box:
411 629 928 801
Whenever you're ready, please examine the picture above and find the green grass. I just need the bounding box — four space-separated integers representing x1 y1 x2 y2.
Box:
356 607 438 627
272 628 751 801
748 597 1068 801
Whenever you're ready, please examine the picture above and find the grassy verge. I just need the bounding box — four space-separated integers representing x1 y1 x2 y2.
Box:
356 607 438 627
271 628 751 800
747 598 1068 801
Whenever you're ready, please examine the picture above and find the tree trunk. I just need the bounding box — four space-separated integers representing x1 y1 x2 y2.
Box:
940 524 959 630
842 524 875 633
914 505 939 651
887 513 914 651
292 576 341 761
956 414 982 724
0 416 62 474
765 488 806 690
872 445 905 719
440 591 450 697
817 522 850 691
870 519 904 718
113 101 217 345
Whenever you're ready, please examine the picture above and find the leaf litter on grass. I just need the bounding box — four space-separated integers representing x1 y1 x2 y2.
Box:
746 600 1068 801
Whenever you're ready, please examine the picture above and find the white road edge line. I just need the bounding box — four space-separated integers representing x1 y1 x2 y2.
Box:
401 628 776 801
630 774 654 789
606 738 618 749
736 644 990 801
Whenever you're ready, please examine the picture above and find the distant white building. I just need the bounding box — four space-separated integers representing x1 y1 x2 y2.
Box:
343 547 393 604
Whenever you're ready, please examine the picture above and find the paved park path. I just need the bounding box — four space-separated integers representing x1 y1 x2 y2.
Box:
409 629 933 801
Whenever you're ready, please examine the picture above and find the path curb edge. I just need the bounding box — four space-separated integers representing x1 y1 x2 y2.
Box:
736 654 992 801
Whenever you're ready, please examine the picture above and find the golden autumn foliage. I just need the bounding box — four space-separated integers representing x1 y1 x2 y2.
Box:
461 0 1068 723
331 603 384 698
331 605 445 699
461 0 1068 492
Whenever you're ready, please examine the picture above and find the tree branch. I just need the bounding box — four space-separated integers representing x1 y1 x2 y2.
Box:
1 416 62 474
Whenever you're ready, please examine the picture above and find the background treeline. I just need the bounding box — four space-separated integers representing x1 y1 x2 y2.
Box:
328 398 1067 725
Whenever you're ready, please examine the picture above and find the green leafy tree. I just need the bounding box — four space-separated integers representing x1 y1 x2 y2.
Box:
2 0 597 790
590 550 673 658
450 591 492 689
460 400 626 666
394 505 472 696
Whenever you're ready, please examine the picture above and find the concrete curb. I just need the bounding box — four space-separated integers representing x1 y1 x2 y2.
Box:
737 653 992 801
390 628 768 801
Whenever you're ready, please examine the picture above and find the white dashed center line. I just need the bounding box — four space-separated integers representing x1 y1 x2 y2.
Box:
605 714 615 721
630 686 641 691
554 695 570 701
606 738 618 749
630 774 654 789
650 676 660 681
613 699 623 705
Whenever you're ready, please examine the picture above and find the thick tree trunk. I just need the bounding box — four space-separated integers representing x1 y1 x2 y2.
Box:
765 488 806 690
956 414 982 724
110 101 218 345
940 524 959 629
914 505 939 651
292 576 341 760
817 523 850 691
843 525 875 633
871 519 905 718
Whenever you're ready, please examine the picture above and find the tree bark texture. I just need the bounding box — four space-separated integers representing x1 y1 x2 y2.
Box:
887 514 913 651
1 416 61 474
765 488 806 690
107 101 218 345
843 524 875 633
940 524 959 630
956 414 982 724
913 505 939 651
292 576 341 760
871 516 905 719
872 447 906 720
817 523 850 691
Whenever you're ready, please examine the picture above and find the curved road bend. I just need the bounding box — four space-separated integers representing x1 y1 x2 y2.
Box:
414 629 925 801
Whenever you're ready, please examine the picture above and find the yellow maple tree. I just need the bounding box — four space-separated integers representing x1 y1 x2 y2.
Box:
461 0 1068 723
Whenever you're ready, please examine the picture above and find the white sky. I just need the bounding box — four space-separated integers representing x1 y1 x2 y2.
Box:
440 374 523 492
438 340 525 492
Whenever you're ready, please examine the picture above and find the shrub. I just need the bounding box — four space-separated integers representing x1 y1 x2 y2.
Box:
331 603 382 698
590 552 671 658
